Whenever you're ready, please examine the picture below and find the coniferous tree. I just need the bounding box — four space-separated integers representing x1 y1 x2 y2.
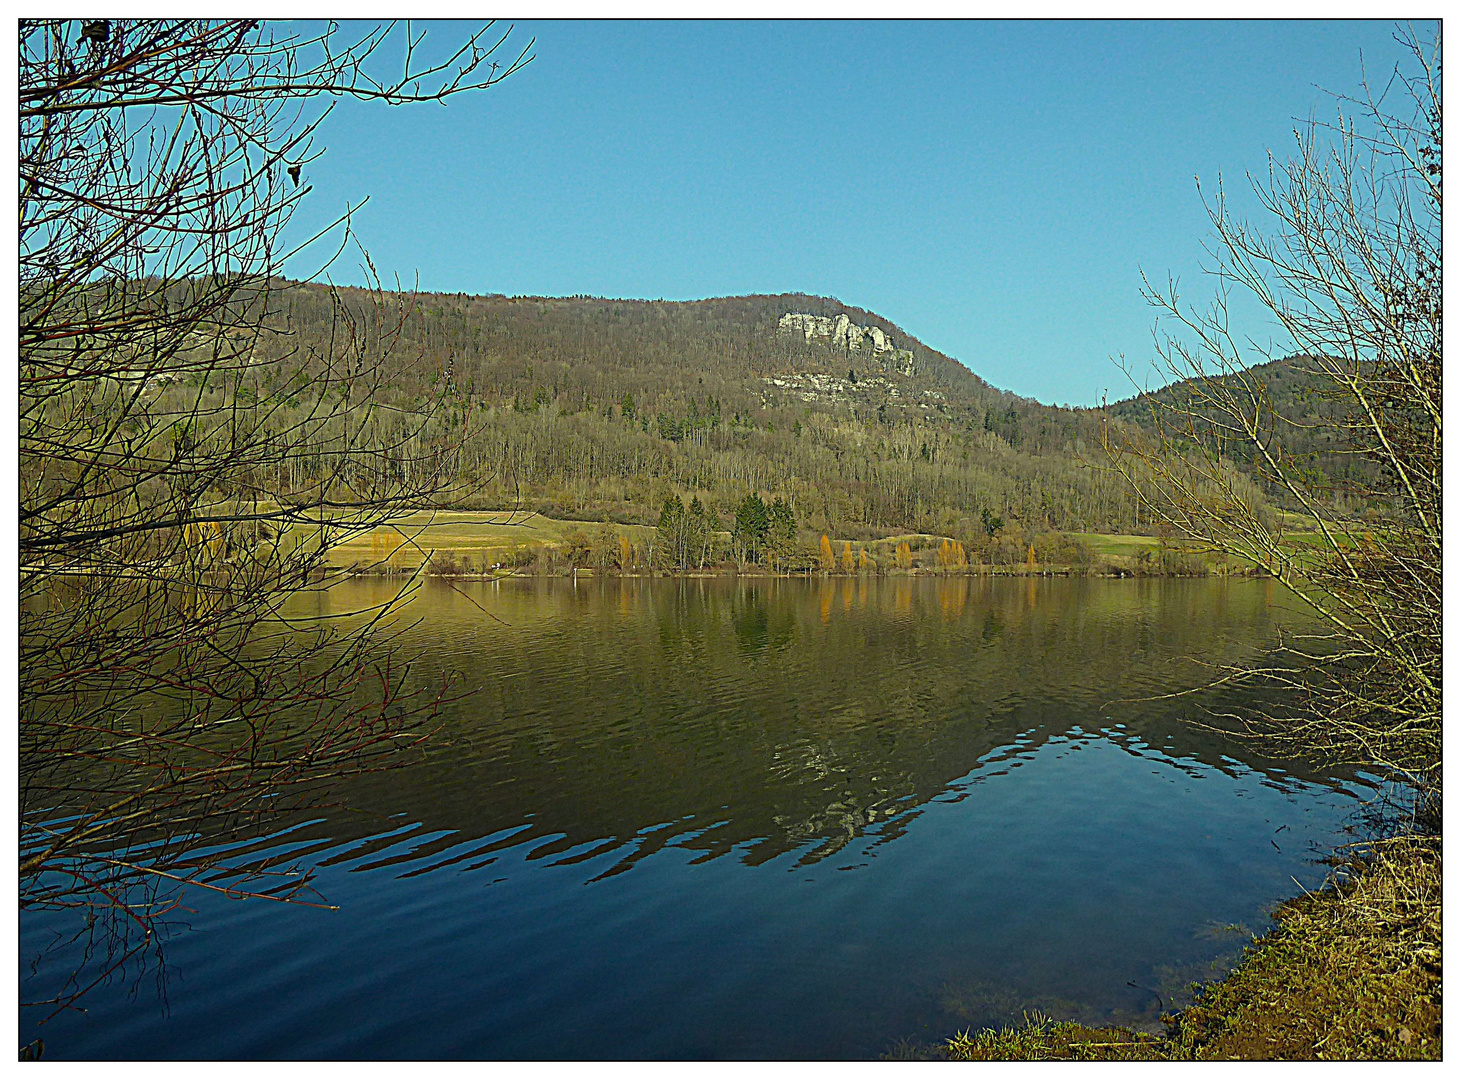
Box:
733 492 770 564
656 494 686 568
766 498 798 570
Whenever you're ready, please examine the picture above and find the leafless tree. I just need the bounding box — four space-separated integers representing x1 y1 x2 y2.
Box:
1104 27 1440 804
19 18 530 1025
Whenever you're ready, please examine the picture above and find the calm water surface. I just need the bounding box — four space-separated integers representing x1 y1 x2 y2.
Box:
21 576 1383 1059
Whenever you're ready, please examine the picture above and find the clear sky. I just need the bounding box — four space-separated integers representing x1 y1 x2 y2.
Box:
282 19 1413 406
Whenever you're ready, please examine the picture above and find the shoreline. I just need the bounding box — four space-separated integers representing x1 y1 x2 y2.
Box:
327 565 1266 581
313 511 1263 580
942 835 1440 1061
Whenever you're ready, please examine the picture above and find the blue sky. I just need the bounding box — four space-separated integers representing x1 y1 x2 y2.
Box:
283 19 1412 406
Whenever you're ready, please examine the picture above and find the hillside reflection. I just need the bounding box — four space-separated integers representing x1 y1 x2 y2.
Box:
289 575 1333 877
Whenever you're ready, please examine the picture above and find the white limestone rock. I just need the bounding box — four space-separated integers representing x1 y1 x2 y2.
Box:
778 311 916 376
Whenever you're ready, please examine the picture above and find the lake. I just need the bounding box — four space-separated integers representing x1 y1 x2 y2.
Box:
20 575 1385 1059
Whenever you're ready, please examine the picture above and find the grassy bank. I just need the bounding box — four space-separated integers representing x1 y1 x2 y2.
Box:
316 510 658 575
944 837 1441 1061
306 510 1244 578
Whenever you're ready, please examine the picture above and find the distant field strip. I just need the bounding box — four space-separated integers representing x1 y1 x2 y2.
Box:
315 511 656 571
300 513 1296 574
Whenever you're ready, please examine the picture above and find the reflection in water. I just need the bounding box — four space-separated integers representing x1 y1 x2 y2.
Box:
316 576 1333 874
20 578 1381 1060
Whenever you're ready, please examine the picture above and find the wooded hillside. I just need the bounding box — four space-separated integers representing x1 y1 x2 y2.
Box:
205 281 1368 558
270 284 1150 543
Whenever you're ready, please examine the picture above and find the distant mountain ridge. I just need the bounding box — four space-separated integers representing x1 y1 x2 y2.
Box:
1107 356 1378 506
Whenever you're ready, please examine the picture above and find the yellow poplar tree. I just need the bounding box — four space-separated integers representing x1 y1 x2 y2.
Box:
896 541 913 569
819 534 836 571
859 547 870 571
840 540 855 572
619 534 634 571
1026 543 1038 573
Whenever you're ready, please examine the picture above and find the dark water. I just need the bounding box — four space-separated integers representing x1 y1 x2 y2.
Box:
21 576 1385 1059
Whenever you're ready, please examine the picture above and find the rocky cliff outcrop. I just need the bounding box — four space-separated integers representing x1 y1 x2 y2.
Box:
778 312 916 376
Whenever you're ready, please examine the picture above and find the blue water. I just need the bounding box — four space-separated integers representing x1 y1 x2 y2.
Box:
20 578 1382 1058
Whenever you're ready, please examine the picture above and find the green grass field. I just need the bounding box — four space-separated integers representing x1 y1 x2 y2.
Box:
312 510 658 572
285 511 1323 575
1067 532 1164 559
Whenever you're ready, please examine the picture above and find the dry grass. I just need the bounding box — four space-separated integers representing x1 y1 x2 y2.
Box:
946 1014 1169 1061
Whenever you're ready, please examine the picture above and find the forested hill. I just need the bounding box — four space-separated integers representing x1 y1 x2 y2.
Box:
296 286 1025 421
1107 357 1379 514
271 283 1153 541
